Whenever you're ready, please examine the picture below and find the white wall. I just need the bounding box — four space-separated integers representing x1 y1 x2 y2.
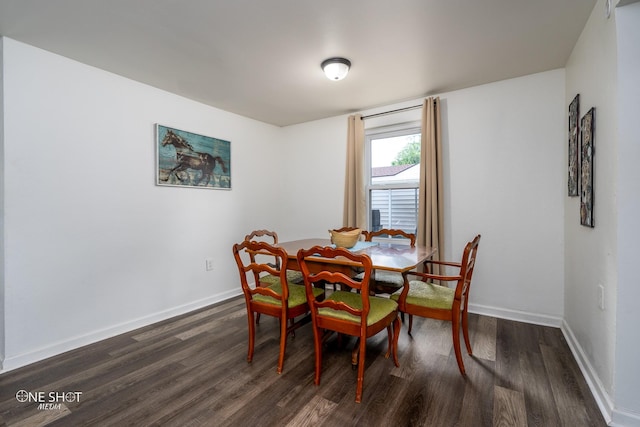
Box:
564 0 619 421
277 115 348 241
281 70 567 325
614 2 640 424
0 37 5 370
1 38 282 370
443 71 566 322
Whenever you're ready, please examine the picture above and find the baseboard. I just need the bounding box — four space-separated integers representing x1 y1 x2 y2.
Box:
468 302 563 327
561 320 615 425
611 410 640 427
1 288 242 373
562 321 640 427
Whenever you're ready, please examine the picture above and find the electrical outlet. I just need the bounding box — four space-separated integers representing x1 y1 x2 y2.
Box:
598 284 605 311
205 258 214 271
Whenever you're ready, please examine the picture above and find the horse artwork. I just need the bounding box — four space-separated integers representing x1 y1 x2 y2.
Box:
167 152 228 186
156 124 231 189
161 129 195 153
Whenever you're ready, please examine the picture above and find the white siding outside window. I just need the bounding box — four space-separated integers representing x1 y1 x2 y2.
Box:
370 188 419 233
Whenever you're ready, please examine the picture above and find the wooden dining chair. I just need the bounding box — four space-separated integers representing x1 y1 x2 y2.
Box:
232 239 324 374
390 234 481 375
361 228 416 294
297 246 400 403
245 229 304 286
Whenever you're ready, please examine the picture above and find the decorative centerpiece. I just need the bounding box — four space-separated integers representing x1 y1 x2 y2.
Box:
329 228 361 248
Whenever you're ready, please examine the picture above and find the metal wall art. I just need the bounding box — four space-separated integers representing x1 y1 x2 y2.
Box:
156 124 231 190
580 108 595 227
568 94 580 196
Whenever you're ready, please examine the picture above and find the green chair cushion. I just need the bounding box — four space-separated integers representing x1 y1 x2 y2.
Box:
253 282 324 308
318 291 398 326
373 270 404 287
285 270 304 283
390 281 454 310
354 270 404 287
259 270 303 286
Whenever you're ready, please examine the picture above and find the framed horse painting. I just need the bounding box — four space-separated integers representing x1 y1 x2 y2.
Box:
156 124 231 189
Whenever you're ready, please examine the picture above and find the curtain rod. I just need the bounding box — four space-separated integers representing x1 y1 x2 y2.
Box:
361 104 421 120
360 99 437 120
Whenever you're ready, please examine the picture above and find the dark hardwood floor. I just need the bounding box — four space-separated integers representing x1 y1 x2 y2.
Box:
0 296 606 426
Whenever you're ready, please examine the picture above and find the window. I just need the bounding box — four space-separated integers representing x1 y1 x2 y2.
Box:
366 124 421 236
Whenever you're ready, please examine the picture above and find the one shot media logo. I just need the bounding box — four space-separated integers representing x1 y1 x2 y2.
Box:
15 390 82 410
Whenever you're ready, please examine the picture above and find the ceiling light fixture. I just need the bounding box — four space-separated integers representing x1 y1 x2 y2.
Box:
321 57 351 81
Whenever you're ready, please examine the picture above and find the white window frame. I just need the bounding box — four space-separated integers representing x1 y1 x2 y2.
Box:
365 122 421 242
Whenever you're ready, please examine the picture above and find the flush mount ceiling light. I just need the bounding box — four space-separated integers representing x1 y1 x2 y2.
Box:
321 57 351 81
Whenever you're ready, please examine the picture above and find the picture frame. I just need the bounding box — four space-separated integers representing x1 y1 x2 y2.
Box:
156 124 231 190
580 108 594 227
568 94 579 197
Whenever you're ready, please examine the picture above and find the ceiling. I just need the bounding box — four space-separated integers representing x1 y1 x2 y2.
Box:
0 0 597 127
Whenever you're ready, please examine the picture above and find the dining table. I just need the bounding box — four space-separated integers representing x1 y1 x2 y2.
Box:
276 238 437 307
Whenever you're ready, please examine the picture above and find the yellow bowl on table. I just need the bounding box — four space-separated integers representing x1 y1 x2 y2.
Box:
329 228 361 248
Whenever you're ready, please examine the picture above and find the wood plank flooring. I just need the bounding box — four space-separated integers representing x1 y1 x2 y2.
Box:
0 296 606 426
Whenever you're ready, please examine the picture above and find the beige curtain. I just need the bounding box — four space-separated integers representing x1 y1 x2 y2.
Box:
418 97 444 269
343 114 366 228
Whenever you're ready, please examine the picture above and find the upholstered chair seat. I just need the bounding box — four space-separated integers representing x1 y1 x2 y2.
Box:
390 281 454 310
254 282 324 308
319 290 398 325
259 270 304 286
